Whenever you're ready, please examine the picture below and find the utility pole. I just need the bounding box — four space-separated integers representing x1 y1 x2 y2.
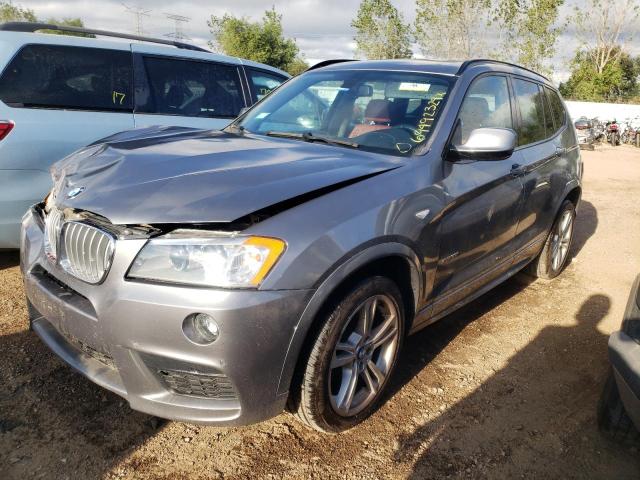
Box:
122 3 151 36
164 13 191 41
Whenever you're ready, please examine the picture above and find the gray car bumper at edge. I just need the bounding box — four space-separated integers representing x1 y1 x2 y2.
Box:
608 331 640 430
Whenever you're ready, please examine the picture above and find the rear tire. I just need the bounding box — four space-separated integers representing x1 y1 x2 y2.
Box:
526 200 576 279
292 276 405 433
598 371 640 445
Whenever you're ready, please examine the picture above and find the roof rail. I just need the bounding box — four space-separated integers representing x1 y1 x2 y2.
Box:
306 59 357 72
457 59 549 81
0 22 210 53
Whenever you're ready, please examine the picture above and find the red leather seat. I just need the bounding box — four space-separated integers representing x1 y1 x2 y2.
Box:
349 99 392 138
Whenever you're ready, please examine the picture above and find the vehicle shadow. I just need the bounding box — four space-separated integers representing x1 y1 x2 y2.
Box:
570 199 598 260
0 250 19 271
384 198 598 405
393 294 640 478
0 328 165 480
384 274 535 404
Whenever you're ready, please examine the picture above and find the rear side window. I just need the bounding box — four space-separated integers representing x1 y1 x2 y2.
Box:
544 86 566 132
513 78 546 146
138 57 244 118
541 86 555 137
247 69 286 101
0 44 133 112
457 75 512 144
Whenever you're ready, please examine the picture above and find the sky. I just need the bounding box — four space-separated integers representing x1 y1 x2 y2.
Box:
13 0 629 84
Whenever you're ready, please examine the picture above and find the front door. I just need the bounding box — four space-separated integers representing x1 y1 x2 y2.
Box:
430 75 524 316
131 47 247 130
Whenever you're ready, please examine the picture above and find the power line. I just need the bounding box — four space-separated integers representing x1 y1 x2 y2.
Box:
164 13 191 41
122 3 151 36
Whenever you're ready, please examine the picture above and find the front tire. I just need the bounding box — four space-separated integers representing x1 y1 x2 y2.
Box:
292 276 404 433
527 200 576 279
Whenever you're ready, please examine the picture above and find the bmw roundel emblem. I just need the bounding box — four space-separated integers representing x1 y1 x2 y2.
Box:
67 186 86 199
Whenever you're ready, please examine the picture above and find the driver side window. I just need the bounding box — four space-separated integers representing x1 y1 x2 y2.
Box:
457 76 512 144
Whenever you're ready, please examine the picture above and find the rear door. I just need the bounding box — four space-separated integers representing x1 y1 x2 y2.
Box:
0 43 135 172
132 46 247 130
509 78 563 264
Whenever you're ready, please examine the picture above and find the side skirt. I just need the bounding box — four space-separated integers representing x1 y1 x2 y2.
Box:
409 250 538 335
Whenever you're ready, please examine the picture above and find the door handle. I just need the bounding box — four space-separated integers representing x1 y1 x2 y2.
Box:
556 147 566 156
510 163 525 177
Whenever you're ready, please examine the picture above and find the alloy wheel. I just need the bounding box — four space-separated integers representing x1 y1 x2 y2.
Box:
551 209 573 271
328 294 400 417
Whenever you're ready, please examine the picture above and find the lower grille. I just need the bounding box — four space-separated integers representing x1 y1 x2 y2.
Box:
158 369 237 400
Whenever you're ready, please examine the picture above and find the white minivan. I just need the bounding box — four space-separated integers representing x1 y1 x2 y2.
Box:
0 22 289 248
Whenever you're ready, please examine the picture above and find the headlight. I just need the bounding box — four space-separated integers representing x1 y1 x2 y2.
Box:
128 230 286 288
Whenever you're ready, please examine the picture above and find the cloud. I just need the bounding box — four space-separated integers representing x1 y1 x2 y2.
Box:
19 0 624 83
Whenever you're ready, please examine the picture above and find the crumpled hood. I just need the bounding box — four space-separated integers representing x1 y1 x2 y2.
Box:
51 127 402 225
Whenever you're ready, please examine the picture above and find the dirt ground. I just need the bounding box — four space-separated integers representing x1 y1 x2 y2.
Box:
1 145 640 480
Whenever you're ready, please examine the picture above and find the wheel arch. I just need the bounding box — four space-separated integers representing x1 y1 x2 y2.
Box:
276 242 422 396
564 184 582 207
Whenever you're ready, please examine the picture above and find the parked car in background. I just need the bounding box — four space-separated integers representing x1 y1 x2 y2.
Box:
0 22 289 248
22 58 582 432
574 117 595 150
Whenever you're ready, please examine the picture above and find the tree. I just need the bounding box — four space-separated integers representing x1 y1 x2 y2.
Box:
287 56 309 76
43 17 94 37
0 1 36 22
1 2 92 37
495 0 564 74
560 48 640 102
415 0 492 60
208 8 300 73
351 0 412 59
573 0 639 75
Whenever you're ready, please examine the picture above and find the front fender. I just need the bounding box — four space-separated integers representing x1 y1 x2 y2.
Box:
276 241 422 395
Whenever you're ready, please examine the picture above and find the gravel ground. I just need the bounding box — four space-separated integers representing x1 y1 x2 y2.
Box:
1 145 640 480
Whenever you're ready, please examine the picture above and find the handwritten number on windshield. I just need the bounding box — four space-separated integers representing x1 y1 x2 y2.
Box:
410 92 446 144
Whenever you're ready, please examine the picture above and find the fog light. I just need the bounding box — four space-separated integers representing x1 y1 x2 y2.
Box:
183 313 219 345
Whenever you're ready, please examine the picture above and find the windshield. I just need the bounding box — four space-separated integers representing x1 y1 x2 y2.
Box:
234 70 451 156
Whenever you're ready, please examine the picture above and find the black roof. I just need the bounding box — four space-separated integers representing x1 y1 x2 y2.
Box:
310 58 550 84
315 59 463 76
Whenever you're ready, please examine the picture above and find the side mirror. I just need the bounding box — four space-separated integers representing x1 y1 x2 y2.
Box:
448 127 517 161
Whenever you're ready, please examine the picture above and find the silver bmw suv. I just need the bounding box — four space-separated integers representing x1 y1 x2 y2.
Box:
21 59 582 432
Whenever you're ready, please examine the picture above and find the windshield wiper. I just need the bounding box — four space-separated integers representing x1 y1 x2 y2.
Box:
305 132 360 149
265 131 305 140
265 131 359 149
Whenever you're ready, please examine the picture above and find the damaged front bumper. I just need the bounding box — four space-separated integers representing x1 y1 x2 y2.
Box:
21 206 312 425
